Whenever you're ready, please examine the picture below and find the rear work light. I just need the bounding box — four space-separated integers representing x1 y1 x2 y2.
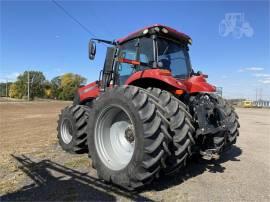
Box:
154 27 160 32
162 28 168 33
143 29 149 35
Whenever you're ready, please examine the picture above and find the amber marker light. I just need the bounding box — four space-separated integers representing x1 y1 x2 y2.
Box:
175 89 184 95
158 69 172 76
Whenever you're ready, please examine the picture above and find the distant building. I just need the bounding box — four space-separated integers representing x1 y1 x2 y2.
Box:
253 100 270 108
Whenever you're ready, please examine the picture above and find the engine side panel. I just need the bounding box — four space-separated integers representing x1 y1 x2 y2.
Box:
181 75 216 93
78 81 100 102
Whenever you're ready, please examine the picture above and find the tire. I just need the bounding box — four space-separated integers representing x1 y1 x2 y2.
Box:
57 105 90 154
87 86 169 189
214 96 240 151
147 87 195 174
73 91 80 105
190 94 240 154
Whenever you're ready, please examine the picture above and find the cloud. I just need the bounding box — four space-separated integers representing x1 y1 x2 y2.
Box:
0 72 20 82
238 67 264 72
255 73 270 84
254 73 270 78
259 79 270 84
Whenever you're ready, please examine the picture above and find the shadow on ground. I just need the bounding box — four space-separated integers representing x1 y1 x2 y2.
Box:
149 145 242 191
1 155 152 201
1 146 242 201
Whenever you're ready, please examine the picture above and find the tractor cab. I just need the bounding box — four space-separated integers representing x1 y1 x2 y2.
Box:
86 24 215 100
89 25 191 85
115 25 192 85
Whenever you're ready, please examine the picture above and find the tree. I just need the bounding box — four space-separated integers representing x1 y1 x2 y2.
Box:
60 73 86 100
6 70 86 100
9 83 20 98
43 80 52 98
0 82 13 97
51 76 61 99
51 73 86 100
14 71 46 99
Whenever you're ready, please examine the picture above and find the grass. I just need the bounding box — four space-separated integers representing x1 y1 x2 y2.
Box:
63 156 90 169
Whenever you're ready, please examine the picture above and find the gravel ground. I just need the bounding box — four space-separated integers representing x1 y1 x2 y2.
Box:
0 101 269 201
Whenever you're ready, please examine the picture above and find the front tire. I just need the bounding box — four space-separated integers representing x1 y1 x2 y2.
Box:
57 105 90 154
215 97 240 151
88 86 169 189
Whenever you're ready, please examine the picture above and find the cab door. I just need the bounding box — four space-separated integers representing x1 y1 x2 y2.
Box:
117 39 138 85
117 37 155 85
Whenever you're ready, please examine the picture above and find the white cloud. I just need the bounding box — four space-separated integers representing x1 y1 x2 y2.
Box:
254 73 270 78
0 72 20 82
238 67 264 72
246 67 264 71
255 73 270 84
259 79 270 84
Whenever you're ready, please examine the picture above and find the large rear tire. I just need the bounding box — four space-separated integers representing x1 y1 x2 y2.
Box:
147 88 195 174
57 105 90 154
87 86 169 189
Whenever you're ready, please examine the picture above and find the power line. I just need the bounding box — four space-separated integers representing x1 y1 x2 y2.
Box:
51 0 97 37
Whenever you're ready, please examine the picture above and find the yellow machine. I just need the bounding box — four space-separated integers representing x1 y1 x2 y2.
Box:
242 100 253 108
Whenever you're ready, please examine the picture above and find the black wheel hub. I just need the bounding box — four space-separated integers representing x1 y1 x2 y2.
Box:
125 128 135 143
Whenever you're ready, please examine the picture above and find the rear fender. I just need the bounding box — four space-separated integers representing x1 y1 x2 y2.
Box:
125 69 187 93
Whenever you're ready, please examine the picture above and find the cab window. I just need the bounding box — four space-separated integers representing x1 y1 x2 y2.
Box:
118 39 137 85
117 37 154 84
139 37 154 67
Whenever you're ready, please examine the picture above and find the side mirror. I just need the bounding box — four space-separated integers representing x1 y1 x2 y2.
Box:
197 70 203 75
197 70 208 78
88 40 96 60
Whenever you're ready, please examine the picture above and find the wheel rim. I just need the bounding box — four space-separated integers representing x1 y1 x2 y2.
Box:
61 119 73 144
95 104 135 171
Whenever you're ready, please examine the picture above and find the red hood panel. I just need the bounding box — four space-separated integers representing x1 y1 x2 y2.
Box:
78 81 100 101
181 75 216 93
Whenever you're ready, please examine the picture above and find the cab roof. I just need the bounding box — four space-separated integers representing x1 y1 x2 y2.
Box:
116 24 191 44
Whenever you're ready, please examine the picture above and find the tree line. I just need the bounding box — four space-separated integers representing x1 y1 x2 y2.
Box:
0 71 86 100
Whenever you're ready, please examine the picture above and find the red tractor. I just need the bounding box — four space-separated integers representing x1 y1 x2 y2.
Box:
57 24 240 189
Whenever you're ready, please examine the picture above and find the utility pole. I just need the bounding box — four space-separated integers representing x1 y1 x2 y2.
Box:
28 71 30 101
1 84 3 97
6 79 8 97
255 88 258 101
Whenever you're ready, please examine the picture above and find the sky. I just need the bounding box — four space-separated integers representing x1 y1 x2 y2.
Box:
1 0 269 100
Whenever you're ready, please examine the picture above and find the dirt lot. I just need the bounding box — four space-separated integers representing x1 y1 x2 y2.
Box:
0 101 269 201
